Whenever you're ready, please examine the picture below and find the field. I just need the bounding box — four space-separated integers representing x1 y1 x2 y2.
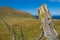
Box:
0 7 60 40
0 17 60 40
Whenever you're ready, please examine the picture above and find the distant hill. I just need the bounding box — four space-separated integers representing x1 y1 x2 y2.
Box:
0 7 36 19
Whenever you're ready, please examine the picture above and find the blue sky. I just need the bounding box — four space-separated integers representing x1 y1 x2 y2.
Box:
0 0 60 16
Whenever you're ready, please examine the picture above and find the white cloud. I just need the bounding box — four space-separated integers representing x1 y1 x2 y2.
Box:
45 0 60 2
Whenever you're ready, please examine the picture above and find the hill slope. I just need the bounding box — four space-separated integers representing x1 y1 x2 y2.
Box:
0 7 36 19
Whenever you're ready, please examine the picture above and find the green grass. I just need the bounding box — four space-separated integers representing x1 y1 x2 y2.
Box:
0 18 60 40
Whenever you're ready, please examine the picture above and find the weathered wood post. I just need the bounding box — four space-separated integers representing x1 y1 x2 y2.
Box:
20 26 24 40
12 26 16 40
38 4 59 40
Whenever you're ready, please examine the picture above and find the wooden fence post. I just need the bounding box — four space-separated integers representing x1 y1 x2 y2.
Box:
12 26 16 40
38 4 59 40
20 26 24 40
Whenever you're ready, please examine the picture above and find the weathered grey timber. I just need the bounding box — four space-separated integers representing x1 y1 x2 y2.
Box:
12 26 16 40
20 26 24 40
38 4 59 40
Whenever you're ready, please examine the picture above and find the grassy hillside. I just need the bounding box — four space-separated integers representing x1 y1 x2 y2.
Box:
0 7 36 19
0 7 60 40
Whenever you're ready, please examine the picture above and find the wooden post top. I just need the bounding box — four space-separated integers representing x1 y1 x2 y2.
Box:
38 4 49 19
